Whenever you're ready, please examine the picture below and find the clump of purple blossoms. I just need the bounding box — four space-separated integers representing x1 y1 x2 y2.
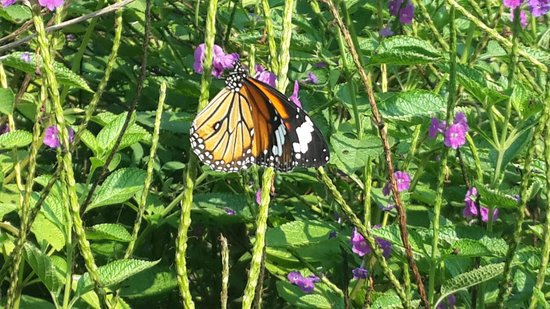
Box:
379 27 394 38
289 81 302 108
287 271 320 293
389 0 415 24
528 0 550 16
193 43 239 78
436 294 456 309
255 64 276 87
43 125 74 148
352 267 368 279
350 227 392 258
430 112 469 149
382 171 411 196
1 0 16 6
39 0 64 11
463 187 499 222
305 72 318 84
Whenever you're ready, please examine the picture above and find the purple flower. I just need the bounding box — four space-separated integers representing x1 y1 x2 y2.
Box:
444 123 467 149
437 294 456 309
350 227 392 258
66 34 76 42
399 2 415 24
193 43 239 78
38 0 64 11
352 267 368 279
256 189 262 205
382 171 411 196
287 272 320 294
379 203 395 212
504 0 523 9
314 62 328 68
511 10 529 28
305 72 318 84
429 118 447 138
529 0 550 16
453 112 469 132
0 124 10 135
480 207 499 222
43 125 74 148
328 231 338 239
20 52 31 63
224 207 236 215
514 194 521 202
379 27 394 38
289 81 302 108
389 0 403 16
1 0 16 6
254 64 277 87
463 187 498 222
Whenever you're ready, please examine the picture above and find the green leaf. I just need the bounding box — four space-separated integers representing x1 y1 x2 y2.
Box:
523 46 550 67
532 287 550 308
79 129 100 155
0 5 32 23
267 220 335 247
20 295 55 309
30 214 66 251
87 168 147 211
119 266 178 299
86 223 132 242
24 245 64 291
370 35 443 65
444 239 491 257
330 133 383 175
378 91 446 124
2 52 92 92
95 113 147 156
438 263 505 305
474 180 518 209
442 63 508 105
76 259 159 296
0 88 15 115
0 130 32 149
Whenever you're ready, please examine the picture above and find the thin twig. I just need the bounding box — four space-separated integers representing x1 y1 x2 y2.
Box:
0 0 134 54
321 0 429 307
80 0 151 214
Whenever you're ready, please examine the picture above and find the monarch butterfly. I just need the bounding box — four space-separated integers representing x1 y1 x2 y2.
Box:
190 62 329 172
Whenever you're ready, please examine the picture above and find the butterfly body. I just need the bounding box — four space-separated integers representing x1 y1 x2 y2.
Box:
190 62 329 172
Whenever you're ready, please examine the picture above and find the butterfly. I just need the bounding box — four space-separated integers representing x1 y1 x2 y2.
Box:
190 62 329 172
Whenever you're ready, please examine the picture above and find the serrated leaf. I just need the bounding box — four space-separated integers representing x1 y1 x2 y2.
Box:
2 52 92 92
0 5 32 23
96 113 146 156
474 181 518 209
0 130 32 149
439 263 505 302
532 287 550 308
119 266 178 298
0 88 15 115
76 259 159 296
523 46 550 67
370 35 443 65
267 220 335 247
31 213 66 251
87 168 147 211
371 290 403 308
441 63 508 105
24 245 64 291
86 223 132 242
445 239 492 257
79 129 100 155
330 133 383 175
378 91 446 124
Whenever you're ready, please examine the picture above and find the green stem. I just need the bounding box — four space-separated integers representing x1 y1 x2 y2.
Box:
261 0 278 74
5 66 47 309
220 234 229 309
30 6 109 309
175 0 218 307
429 3 457 305
528 92 550 308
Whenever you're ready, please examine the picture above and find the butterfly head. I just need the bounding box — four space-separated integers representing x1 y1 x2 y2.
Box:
225 61 248 92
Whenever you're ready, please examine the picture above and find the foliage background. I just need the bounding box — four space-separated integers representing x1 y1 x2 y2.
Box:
0 0 549 308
